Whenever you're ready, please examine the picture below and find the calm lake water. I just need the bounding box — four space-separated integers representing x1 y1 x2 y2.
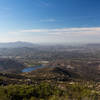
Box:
22 65 44 72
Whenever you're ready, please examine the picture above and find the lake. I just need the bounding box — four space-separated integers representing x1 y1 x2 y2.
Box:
22 65 44 72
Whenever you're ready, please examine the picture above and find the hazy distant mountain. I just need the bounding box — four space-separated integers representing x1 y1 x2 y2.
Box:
0 41 36 48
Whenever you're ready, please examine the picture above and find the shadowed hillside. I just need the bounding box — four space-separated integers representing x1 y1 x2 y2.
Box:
26 67 81 82
0 59 25 73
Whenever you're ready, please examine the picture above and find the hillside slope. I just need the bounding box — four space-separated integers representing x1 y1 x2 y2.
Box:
0 58 25 73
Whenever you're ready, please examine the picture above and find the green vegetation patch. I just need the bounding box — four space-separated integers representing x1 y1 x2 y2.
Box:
0 82 99 100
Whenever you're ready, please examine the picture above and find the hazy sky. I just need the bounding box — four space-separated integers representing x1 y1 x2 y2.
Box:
0 0 100 44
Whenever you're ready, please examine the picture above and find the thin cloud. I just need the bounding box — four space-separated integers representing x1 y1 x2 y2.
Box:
37 0 49 7
16 27 100 35
41 1 49 6
8 27 100 39
40 19 56 22
7 27 100 44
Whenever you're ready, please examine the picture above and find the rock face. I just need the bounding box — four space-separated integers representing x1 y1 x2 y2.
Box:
0 58 25 73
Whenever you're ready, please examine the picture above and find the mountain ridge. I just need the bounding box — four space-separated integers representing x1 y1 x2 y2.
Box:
0 41 37 48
